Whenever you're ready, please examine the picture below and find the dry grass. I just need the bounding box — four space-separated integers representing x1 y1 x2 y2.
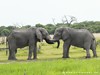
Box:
93 33 100 39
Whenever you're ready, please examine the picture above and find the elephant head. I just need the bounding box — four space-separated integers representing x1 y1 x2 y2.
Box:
53 27 70 48
36 28 59 44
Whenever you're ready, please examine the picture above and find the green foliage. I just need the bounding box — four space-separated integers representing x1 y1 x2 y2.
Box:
1 29 10 36
6 26 15 31
45 24 56 34
35 23 45 28
0 21 100 36
0 26 6 36
21 25 31 29
71 21 100 33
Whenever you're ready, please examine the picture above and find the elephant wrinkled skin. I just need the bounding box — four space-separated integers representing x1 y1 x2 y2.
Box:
7 27 59 60
53 27 97 58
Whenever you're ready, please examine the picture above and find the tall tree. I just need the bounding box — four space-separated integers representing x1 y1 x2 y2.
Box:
62 15 77 26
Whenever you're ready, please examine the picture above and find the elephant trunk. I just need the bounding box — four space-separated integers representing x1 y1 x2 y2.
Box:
44 38 54 44
45 38 60 48
57 40 60 48
52 39 60 48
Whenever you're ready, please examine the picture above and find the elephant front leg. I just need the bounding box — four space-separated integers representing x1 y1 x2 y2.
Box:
27 46 33 60
28 42 37 60
33 45 37 59
62 41 70 58
8 40 17 60
8 49 17 60
33 42 37 59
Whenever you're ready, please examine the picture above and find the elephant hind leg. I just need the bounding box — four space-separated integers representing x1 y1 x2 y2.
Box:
27 45 34 60
90 41 97 57
84 42 91 58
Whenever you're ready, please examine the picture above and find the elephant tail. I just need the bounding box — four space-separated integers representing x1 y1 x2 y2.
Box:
93 38 96 50
6 37 8 56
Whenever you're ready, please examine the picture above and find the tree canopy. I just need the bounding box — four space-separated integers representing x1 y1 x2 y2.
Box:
0 21 100 36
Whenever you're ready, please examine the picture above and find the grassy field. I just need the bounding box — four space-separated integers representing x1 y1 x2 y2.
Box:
0 35 100 75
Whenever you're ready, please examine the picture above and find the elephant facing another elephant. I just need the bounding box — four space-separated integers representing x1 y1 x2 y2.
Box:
53 27 97 58
7 27 97 60
7 27 59 60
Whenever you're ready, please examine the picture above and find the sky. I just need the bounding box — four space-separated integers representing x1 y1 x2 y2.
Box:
0 0 100 26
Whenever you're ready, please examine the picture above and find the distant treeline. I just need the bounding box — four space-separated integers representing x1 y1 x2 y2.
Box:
0 21 100 36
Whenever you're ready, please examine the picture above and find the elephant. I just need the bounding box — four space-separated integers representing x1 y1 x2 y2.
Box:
7 27 59 60
53 27 97 58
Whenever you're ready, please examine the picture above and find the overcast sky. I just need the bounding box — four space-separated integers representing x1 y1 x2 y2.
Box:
0 0 100 26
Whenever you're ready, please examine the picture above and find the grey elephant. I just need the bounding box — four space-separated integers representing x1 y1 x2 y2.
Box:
53 27 97 58
7 27 59 60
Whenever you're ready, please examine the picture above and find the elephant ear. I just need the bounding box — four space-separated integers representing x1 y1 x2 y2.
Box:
62 28 70 41
36 29 43 42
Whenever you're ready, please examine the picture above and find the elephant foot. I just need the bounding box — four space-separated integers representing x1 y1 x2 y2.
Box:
8 57 17 60
85 56 91 58
27 58 32 60
27 58 37 60
93 55 98 58
33 58 37 60
62 56 70 58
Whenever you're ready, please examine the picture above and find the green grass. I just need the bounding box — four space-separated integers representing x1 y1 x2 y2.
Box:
0 40 100 75
0 59 100 75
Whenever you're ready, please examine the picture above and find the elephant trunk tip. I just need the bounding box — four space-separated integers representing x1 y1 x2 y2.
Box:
52 39 60 48
56 40 60 48
44 38 60 48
